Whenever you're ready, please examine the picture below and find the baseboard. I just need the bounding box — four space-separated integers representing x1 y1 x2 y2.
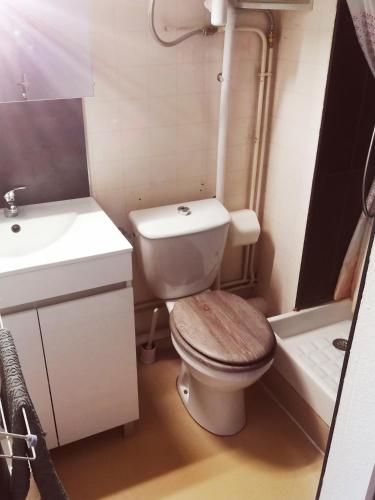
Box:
262 367 330 452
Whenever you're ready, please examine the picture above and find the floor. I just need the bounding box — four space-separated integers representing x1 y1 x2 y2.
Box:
51 348 324 500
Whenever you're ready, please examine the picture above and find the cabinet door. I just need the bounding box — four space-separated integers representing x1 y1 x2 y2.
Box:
38 288 139 446
2 310 58 449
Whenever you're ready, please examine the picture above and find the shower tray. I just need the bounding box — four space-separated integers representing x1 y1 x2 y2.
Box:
268 299 352 426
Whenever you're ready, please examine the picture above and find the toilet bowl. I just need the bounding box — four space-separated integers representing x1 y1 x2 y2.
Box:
129 199 276 435
170 291 276 435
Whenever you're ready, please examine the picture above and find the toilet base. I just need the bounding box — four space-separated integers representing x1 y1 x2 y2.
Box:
176 362 246 436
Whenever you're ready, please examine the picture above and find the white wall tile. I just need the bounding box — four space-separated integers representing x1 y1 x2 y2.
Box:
124 184 154 214
148 96 177 127
176 150 205 180
227 144 251 173
122 128 150 158
150 180 180 206
117 66 149 100
176 94 206 124
147 65 177 97
116 30 150 66
176 123 207 152
177 63 206 94
175 0 208 26
114 0 148 33
84 100 121 134
151 154 177 183
148 33 178 66
149 126 177 155
204 34 225 63
87 131 124 165
177 36 206 64
123 156 151 187
120 99 149 129
204 90 221 122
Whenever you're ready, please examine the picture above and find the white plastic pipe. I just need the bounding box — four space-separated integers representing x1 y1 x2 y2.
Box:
211 0 228 27
218 27 271 289
215 3 236 203
249 44 274 284
243 28 268 212
237 28 269 289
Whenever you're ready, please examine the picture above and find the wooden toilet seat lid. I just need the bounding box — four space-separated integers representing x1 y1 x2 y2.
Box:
171 291 276 366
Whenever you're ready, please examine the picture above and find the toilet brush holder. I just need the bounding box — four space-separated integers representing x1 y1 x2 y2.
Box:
140 342 157 364
139 307 159 365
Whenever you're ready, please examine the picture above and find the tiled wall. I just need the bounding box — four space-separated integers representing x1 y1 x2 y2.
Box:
258 0 338 315
84 0 269 303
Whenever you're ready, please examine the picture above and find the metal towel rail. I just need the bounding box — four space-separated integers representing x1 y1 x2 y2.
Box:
0 313 37 463
0 398 37 463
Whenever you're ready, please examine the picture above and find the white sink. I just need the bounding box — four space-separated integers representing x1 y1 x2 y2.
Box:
0 197 133 310
0 211 77 257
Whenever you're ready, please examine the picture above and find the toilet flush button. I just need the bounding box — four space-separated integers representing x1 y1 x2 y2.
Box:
177 206 191 216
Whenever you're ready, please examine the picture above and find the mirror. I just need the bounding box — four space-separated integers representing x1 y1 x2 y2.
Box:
0 0 93 102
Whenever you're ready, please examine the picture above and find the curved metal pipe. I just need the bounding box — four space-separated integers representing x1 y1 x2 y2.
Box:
264 10 275 33
149 0 213 47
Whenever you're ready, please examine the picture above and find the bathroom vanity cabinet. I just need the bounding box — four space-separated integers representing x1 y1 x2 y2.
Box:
3 309 59 448
3 288 138 448
0 197 139 448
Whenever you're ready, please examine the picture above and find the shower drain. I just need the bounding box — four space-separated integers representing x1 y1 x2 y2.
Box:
333 338 348 351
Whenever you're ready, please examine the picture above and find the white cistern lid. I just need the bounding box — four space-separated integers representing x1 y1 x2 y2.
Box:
129 198 230 239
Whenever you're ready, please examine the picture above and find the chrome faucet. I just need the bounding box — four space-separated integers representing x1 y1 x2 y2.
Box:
3 186 27 218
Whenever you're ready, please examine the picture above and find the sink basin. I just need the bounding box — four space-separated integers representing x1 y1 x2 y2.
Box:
0 211 76 257
0 197 133 310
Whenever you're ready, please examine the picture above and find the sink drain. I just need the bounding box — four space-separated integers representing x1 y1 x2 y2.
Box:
11 224 21 233
333 338 348 351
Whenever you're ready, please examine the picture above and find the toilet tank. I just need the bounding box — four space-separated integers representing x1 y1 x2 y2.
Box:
129 199 230 300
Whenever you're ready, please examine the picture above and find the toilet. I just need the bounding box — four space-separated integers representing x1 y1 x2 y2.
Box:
129 198 276 435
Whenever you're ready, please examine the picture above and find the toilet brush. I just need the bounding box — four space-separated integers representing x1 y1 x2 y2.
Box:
140 307 159 364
